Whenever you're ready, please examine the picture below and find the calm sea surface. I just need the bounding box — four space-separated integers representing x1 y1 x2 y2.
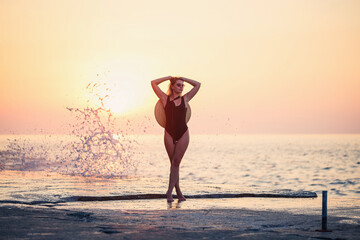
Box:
0 134 359 205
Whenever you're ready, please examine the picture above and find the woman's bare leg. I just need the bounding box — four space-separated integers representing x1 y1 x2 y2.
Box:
164 130 189 202
164 131 188 198
164 133 182 197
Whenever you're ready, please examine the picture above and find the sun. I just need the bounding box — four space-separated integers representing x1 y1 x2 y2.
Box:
104 84 140 114
88 71 148 115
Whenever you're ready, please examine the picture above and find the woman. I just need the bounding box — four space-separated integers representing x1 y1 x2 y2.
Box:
151 76 201 202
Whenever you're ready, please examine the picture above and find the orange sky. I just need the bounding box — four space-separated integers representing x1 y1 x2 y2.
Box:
1 0 359 134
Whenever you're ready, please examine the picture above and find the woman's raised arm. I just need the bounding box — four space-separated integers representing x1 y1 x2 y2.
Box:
181 77 201 102
151 76 172 105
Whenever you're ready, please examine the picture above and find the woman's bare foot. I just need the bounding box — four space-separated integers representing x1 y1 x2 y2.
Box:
178 195 186 202
176 190 186 201
166 192 174 202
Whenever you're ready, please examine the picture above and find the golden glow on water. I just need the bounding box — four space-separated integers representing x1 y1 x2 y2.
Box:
112 134 120 141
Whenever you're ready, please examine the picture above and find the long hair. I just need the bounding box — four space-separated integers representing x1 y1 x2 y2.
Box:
167 77 182 96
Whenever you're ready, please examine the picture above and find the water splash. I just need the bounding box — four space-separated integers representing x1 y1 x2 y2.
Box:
1 73 142 178
61 105 138 177
0 137 52 171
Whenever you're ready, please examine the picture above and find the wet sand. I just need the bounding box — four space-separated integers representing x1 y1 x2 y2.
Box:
1 198 359 239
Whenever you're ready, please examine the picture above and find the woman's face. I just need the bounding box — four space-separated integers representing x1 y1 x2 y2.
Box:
172 80 184 94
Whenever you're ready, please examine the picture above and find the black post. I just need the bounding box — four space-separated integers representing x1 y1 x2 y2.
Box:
322 191 327 231
316 190 332 232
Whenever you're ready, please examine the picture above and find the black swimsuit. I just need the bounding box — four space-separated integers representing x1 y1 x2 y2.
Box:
165 96 188 144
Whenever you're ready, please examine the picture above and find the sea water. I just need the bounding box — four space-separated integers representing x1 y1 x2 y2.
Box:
0 134 359 206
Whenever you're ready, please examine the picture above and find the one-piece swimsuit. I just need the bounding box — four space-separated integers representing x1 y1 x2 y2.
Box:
165 96 188 144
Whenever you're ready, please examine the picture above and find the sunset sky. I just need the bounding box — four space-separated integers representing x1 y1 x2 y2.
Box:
1 0 359 134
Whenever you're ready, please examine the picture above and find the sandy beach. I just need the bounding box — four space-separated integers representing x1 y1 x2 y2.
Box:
1 197 359 240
